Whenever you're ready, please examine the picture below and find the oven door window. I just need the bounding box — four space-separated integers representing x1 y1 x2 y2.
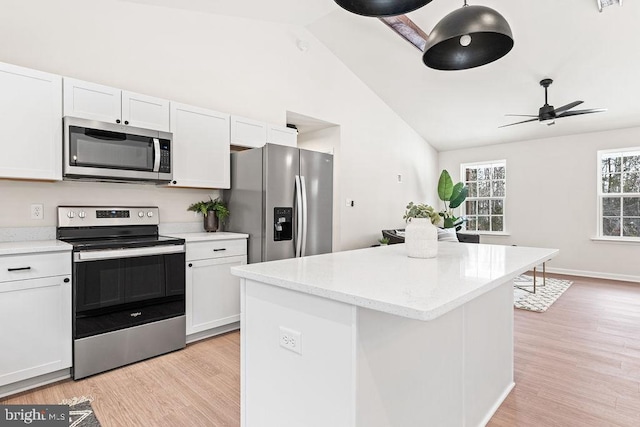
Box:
68 126 154 171
123 255 166 303
75 252 185 313
75 258 125 312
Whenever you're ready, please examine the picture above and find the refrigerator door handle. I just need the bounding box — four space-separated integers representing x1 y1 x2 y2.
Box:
300 175 308 257
295 175 303 257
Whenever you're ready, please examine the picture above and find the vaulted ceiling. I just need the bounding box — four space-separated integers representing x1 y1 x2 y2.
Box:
123 0 640 151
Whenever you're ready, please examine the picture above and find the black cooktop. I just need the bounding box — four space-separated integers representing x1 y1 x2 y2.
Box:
57 224 184 251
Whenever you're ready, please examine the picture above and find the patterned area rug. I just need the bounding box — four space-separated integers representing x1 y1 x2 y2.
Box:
60 396 101 427
513 275 572 312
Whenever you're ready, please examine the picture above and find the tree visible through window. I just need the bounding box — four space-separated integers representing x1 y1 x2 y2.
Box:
461 161 506 233
599 148 640 238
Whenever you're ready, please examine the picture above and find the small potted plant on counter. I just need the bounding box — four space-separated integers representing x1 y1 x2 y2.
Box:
379 237 390 246
187 197 230 232
403 202 440 258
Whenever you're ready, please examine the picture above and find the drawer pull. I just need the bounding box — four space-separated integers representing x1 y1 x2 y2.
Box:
7 266 31 272
213 248 227 252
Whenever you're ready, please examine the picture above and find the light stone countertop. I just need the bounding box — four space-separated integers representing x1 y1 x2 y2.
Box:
0 240 73 256
232 243 558 321
164 232 248 242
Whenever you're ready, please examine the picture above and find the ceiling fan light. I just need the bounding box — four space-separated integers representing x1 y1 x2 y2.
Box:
597 0 622 12
423 5 514 70
333 0 433 17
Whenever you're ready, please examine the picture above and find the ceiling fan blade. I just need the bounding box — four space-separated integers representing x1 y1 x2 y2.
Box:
499 118 539 128
556 108 607 118
553 100 583 115
505 114 539 117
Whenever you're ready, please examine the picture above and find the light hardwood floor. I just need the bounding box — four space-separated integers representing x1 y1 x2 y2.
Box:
2 274 639 426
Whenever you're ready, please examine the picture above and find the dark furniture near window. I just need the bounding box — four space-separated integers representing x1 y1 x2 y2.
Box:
382 229 480 244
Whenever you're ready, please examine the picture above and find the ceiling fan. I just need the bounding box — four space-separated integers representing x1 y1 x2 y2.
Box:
499 78 607 128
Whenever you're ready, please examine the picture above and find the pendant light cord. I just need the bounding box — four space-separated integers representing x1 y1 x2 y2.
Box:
463 0 468 6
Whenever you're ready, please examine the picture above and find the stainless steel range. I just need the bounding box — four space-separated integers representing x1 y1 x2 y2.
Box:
57 206 186 380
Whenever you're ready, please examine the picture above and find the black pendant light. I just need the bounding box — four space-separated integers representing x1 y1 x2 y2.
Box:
422 1 514 70
334 0 433 17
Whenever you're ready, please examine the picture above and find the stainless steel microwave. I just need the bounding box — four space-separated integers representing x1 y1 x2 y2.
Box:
63 116 172 183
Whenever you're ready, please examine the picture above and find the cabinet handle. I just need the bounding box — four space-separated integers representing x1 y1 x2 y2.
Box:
213 248 227 252
188 263 193 268
116 119 121 124
124 120 129 125
172 180 177 185
7 266 31 272
64 278 70 283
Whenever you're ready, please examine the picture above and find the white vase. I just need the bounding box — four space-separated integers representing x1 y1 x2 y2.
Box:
405 218 438 259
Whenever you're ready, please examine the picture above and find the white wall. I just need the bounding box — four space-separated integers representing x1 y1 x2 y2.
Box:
0 0 438 249
439 127 640 282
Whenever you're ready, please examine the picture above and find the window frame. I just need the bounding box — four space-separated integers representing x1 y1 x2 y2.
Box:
597 147 640 241
460 160 507 235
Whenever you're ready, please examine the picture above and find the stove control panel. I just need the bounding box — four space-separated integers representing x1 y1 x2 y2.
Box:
57 206 160 228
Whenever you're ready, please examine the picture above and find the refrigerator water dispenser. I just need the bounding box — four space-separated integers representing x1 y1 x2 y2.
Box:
274 207 293 241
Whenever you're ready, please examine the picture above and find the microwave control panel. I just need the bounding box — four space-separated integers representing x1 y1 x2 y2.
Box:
159 140 171 173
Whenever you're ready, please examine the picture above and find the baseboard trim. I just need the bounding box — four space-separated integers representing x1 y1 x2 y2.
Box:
0 369 70 399
478 381 515 427
186 322 240 344
545 267 640 284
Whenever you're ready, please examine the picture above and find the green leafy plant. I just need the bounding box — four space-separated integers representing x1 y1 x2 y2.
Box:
437 170 468 229
187 197 230 223
379 237 390 245
403 202 440 224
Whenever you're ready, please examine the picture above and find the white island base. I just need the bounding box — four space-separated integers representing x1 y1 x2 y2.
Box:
236 244 557 427
242 279 513 427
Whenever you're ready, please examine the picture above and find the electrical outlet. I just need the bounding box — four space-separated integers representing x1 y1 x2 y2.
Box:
279 326 302 355
30 204 43 220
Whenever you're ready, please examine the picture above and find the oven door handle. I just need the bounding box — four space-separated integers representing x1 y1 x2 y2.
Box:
74 244 185 262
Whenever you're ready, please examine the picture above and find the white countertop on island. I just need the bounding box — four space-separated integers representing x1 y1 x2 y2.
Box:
0 240 72 256
232 243 558 321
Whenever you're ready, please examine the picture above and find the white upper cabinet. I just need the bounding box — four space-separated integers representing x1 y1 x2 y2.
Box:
63 78 120 123
170 103 230 189
63 77 170 132
0 62 62 181
267 124 298 147
122 91 171 131
230 115 267 148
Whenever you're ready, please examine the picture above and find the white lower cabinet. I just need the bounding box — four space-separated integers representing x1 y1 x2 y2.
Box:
184 236 247 341
0 250 72 389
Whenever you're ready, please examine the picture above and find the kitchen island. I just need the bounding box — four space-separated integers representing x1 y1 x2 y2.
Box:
231 243 558 427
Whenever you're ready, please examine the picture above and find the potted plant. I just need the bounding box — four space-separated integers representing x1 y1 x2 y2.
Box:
378 237 390 246
403 202 440 224
403 202 440 258
437 170 468 229
187 197 230 232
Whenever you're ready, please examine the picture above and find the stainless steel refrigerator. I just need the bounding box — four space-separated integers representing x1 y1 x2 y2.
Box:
225 144 333 264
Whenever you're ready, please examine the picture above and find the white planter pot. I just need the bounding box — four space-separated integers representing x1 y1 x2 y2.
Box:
405 218 438 259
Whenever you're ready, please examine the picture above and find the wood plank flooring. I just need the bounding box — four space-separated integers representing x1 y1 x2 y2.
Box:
2 274 639 426
489 274 640 427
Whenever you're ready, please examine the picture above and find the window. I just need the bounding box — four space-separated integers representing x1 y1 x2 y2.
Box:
461 161 506 233
598 148 640 238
